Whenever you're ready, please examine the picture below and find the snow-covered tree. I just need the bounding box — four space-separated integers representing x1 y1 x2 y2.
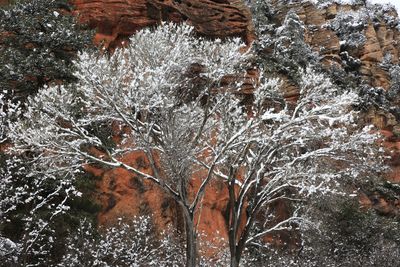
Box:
330 9 368 51
234 2 390 265
6 23 251 267
6 23 385 266
274 10 317 71
1 92 93 266
252 8 318 86
247 0 275 35
209 68 385 267
0 154 84 266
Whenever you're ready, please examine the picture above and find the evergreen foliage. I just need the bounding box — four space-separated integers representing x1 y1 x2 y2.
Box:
0 0 93 101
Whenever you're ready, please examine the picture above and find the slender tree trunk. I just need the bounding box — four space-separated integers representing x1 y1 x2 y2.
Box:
231 243 244 267
228 178 239 267
230 255 240 267
229 240 245 267
231 239 249 267
228 214 238 267
183 209 197 267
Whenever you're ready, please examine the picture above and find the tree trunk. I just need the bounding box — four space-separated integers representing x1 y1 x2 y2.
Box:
228 178 240 267
230 256 239 267
183 210 197 267
230 244 244 267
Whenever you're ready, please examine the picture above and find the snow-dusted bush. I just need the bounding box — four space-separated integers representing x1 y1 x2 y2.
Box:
296 195 400 267
329 9 368 49
60 216 184 267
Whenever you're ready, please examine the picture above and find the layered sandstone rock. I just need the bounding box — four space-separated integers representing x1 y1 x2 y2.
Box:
71 0 400 91
72 0 255 49
270 1 400 90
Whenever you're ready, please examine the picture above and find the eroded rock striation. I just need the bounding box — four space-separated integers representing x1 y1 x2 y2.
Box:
267 0 400 90
72 0 256 49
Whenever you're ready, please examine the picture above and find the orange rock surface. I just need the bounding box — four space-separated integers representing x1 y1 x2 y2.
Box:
271 1 400 90
85 152 233 257
72 0 256 49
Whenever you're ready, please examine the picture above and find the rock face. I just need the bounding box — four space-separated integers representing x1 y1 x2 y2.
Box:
270 1 400 90
72 0 255 49
268 0 400 176
85 153 239 257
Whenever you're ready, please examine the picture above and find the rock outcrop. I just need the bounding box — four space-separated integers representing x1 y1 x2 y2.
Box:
85 153 239 257
72 0 256 49
270 1 400 89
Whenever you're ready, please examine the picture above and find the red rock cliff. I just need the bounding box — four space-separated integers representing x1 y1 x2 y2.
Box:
72 0 256 49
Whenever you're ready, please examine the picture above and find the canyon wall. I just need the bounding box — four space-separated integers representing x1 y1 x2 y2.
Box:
72 0 256 49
